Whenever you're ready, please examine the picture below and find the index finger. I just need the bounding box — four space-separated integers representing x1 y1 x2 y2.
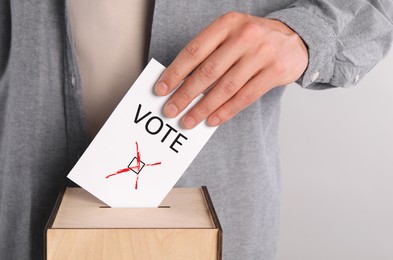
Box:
154 15 231 96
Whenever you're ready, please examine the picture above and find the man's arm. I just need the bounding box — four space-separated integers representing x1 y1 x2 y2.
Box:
155 0 393 129
266 0 393 89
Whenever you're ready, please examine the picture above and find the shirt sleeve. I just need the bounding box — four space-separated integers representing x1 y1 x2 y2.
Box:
266 0 393 89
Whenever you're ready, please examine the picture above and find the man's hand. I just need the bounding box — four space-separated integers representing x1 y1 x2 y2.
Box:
155 12 308 129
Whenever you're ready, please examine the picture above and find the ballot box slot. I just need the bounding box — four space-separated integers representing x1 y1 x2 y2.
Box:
98 205 171 208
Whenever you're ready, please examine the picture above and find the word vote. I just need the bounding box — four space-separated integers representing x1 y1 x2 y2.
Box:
134 104 188 153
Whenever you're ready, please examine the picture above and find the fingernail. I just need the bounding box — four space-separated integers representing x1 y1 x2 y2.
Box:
155 81 168 95
209 116 220 126
164 103 178 117
183 116 196 129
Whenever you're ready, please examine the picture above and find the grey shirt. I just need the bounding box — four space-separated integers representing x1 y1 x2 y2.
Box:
0 0 392 259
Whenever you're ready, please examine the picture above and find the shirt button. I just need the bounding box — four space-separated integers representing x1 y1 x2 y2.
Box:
310 71 319 83
71 74 76 87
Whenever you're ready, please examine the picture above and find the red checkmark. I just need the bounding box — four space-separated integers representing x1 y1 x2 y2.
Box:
105 141 161 189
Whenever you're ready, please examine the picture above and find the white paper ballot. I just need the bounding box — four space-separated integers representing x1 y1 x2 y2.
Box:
68 59 218 207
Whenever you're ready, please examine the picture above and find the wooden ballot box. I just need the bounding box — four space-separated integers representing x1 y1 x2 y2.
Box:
45 187 222 260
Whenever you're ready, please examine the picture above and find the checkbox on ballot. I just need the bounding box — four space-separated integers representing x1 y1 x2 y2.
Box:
128 157 145 174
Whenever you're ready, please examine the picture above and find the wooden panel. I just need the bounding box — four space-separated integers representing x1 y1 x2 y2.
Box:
202 186 223 260
52 188 214 228
47 229 218 260
46 187 222 259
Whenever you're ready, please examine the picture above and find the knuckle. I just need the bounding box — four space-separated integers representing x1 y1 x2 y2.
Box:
219 105 235 122
243 22 262 34
221 11 243 23
237 22 265 44
199 62 217 80
178 90 192 104
219 79 236 95
239 91 254 106
194 103 212 119
165 67 181 80
184 42 200 58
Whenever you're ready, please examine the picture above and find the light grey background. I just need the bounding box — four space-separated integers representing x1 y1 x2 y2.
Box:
277 50 393 259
